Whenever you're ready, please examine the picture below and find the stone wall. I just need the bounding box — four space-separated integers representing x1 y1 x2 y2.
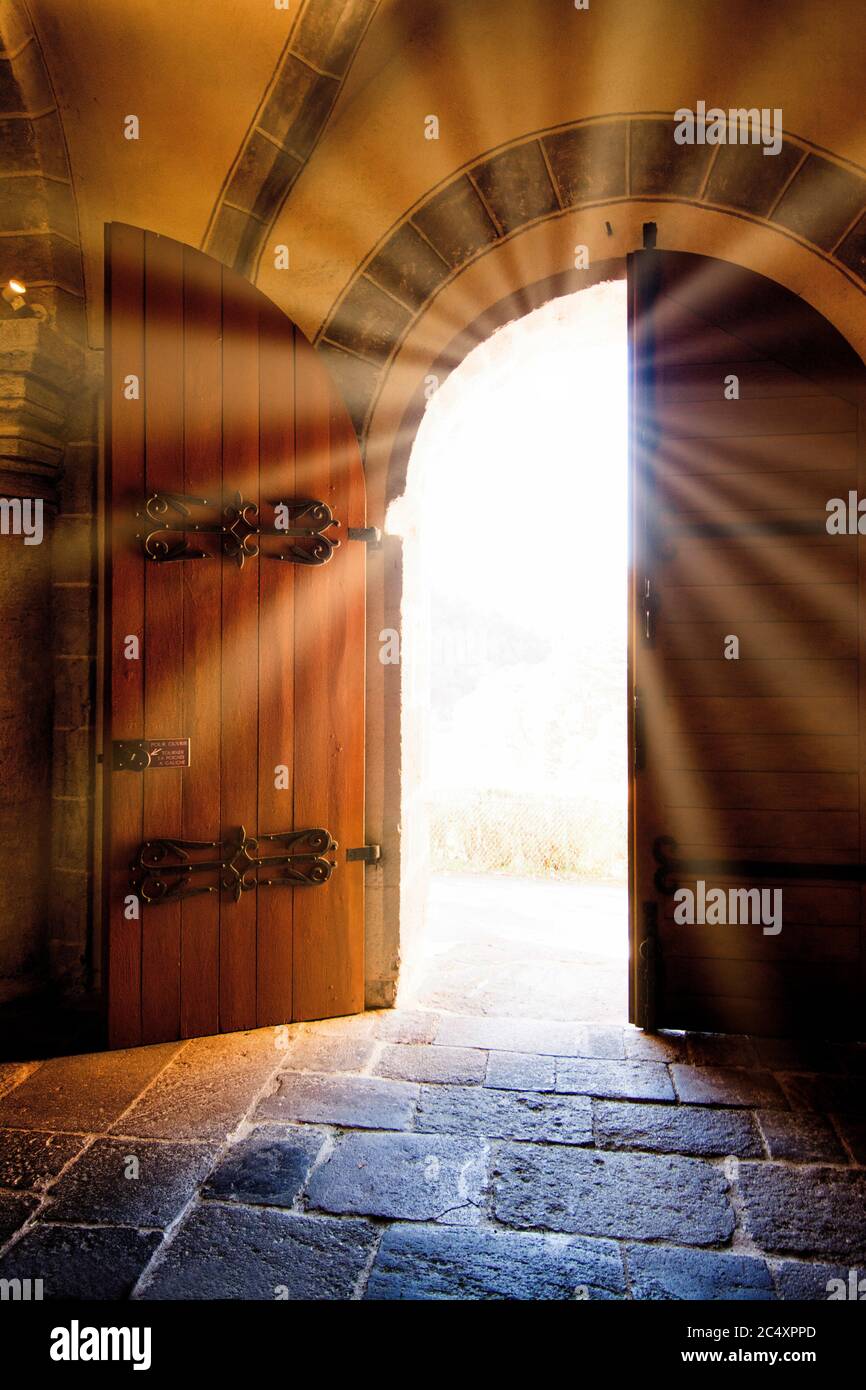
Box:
0 0 90 998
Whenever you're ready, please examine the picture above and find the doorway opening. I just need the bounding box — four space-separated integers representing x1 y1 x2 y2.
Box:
389 279 630 1021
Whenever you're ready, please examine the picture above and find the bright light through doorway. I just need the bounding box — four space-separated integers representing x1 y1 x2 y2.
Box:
391 280 630 1021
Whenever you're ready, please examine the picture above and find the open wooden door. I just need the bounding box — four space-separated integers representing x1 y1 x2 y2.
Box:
103 225 367 1047
629 246 866 1037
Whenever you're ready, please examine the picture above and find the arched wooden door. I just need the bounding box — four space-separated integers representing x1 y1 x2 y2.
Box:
629 247 866 1037
103 225 367 1047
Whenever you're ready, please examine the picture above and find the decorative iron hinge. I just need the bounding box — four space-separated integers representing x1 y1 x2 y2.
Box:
113 738 190 771
136 491 339 567
131 826 337 906
346 844 381 864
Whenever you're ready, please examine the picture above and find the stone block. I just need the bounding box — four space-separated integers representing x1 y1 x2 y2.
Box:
484 1051 556 1092
0 1224 160 1299
46 1138 216 1227
755 1109 846 1162
257 1072 418 1131
0 1127 83 1189
492 1144 734 1245
366 1224 626 1300
738 1162 866 1260
0 1042 181 1132
627 1244 775 1301
556 1058 675 1102
113 1029 281 1141
202 1123 325 1207
375 1043 486 1085
416 1083 592 1145
305 1131 487 1222
672 1066 787 1108
138 1205 376 1301
593 1100 763 1157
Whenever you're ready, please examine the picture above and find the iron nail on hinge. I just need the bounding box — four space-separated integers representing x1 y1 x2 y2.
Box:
347 845 381 864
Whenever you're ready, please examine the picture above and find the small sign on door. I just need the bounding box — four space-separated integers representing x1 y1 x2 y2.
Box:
112 738 191 771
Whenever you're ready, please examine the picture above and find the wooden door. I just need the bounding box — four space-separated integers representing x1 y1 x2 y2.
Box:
103 224 366 1047
629 247 866 1037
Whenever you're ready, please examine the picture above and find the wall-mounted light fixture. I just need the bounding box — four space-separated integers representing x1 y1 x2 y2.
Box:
2 279 27 311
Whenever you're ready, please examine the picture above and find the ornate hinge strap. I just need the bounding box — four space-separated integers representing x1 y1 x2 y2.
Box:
132 826 337 905
136 491 339 567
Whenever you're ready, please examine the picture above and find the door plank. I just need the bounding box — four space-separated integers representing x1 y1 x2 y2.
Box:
179 245 223 1039
218 274 261 1033
292 337 365 1020
105 224 146 1049
140 232 184 1043
256 304 295 1025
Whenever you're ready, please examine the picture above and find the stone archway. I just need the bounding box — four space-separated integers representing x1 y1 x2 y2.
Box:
347 122 866 1006
312 115 866 442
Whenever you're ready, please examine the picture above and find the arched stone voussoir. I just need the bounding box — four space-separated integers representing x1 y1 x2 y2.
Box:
316 115 866 444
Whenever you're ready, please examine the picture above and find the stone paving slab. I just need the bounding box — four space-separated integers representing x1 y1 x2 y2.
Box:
832 1114 866 1164
0 1128 84 1189
555 1058 676 1102
201 1123 326 1208
257 1072 418 1130
0 1189 38 1244
671 1066 788 1109
0 1043 181 1133
138 1203 377 1300
738 1162 866 1261
577 1026 626 1060
110 1031 282 1141
753 1038 846 1074
305 1131 487 1222
374 1042 487 1085
0 1224 161 1300
416 1083 593 1144
484 1051 556 1092
366 1224 627 1300
778 1073 866 1115
433 1014 587 1056
492 1143 735 1245
298 1013 379 1040
0 1061 42 1100
624 1030 688 1062
282 1033 376 1074
626 1244 775 1300
755 1109 846 1163
376 1011 440 1044
593 1100 763 1157
44 1138 217 1228
685 1034 758 1068
773 1259 855 1301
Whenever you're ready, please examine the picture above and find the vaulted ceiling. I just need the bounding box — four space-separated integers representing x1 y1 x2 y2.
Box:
17 0 866 428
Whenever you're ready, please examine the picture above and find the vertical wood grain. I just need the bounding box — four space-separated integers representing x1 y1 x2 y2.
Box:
105 224 146 1048
179 245 222 1038
140 232 184 1043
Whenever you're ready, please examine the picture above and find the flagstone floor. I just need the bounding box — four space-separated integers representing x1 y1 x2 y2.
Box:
0 1003 864 1300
